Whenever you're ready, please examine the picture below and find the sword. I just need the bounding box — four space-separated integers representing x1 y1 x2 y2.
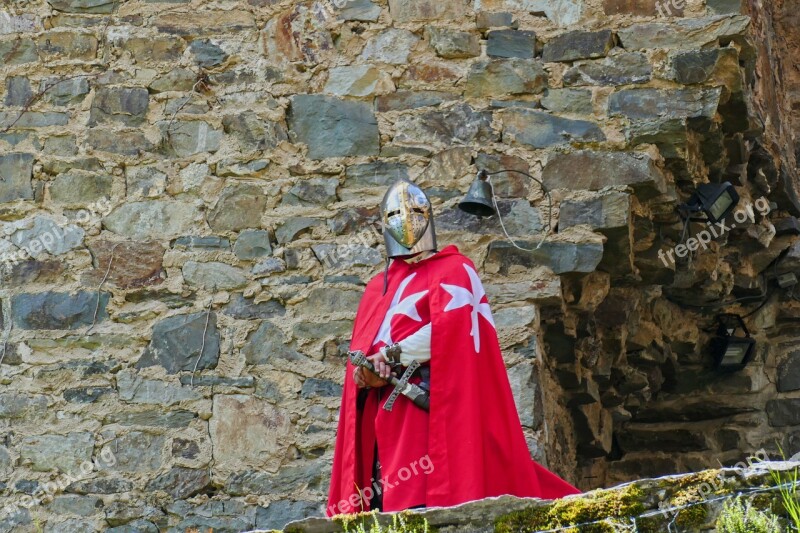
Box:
349 351 430 412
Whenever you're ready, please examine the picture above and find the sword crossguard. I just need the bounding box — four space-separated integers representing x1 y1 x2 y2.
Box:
383 359 420 412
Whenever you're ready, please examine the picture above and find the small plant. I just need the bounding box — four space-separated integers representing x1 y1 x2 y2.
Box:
341 513 430 533
767 446 800 531
716 497 782 533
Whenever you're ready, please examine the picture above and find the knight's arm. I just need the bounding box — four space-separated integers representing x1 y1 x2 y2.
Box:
381 323 431 365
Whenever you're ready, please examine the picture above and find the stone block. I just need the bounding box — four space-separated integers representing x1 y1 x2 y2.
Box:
37 31 97 60
540 88 593 114
104 200 201 239
145 467 210 499
183 261 248 290
476 11 516 29
63 387 113 403
0 392 49 418
207 184 268 232
563 52 652 86
360 28 418 65
222 111 288 152
86 128 154 155
12 291 108 330
122 36 185 62
104 409 197 428
478 0 583 26
82 240 165 289
189 38 227 67
426 27 480 59
466 58 547 98
255 501 320 531
0 110 68 128
486 30 536 59
542 150 667 199
337 0 381 21
210 395 291 471
20 432 95 472
0 153 33 202
707 0 743 14
560 192 631 231
609 88 721 119
5 76 32 106
49 172 112 207
275 217 323 243
242 321 302 364
324 65 394 97
7 215 84 257
261 4 333 65
616 15 750 50
394 103 496 146
778 351 800 392
542 30 614 63
282 178 339 207
388 0 466 22
117 371 202 405
487 240 604 275
233 230 272 261
162 120 223 157
136 312 220 374
602 0 683 16
502 109 605 148
617 426 708 452
89 87 149 126
301 378 343 398
48 0 119 13
102 432 165 472
288 95 379 159
0 37 38 65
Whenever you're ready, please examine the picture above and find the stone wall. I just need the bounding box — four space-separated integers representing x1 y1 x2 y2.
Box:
0 0 799 531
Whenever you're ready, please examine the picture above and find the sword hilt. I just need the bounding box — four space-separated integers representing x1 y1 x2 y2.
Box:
348 351 429 412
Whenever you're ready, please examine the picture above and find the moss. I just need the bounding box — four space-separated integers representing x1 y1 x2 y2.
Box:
495 484 646 533
331 510 436 533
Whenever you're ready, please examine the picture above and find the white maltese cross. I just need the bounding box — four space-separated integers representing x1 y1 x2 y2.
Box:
440 264 496 353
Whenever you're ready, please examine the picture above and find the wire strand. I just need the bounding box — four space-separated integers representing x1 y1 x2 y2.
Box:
483 168 553 251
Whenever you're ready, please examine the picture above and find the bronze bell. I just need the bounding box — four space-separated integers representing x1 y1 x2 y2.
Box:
458 170 496 218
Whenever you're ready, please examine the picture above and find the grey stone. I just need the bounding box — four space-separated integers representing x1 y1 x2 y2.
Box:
189 39 228 67
616 15 750 50
223 294 285 319
626 118 687 158
375 90 458 112
86 129 154 155
226 459 327 496
149 68 197 93
107 520 159 533
778 352 800 392
476 11 516 29
104 409 197 428
564 52 652 86
542 30 614 62
252 257 286 276
487 240 604 275
43 135 78 156
256 501 321 530
162 120 223 157
508 361 542 429
125 166 166 198
282 177 339 207
669 48 730 84
337 0 381 21
5 76 32 106
104 200 200 239
617 427 708 452
38 31 98 59
288 95 379 159
707 0 742 13
233 230 272 260
560 192 631 230
395 103 497 146
466 58 547 98
20 432 95 472
48 0 119 13
12 291 108 330
296 288 362 315
301 378 343 398
43 77 90 106
222 111 288 152
103 432 164 472
171 237 229 253
542 150 667 199
216 158 270 177
487 30 537 59
502 109 605 148
0 38 38 65
207 184 268 232
63 386 114 403
117 371 202 405
0 13 39 34
179 375 255 387
0 446 11 477
137 312 220 374
427 27 480 58
0 392 48 418
123 35 185 62
65 478 134 494
293 319 351 339
312 244 382 269
324 65 393 97
388 0 465 21
49 173 112 207
540 88 593 114
146 467 210 499
275 217 323 244
0 110 68 128
359 28 418 64
345 162 409 187
608 88 722 119
89 87 149 126
0 153 33 202
770 399 800 426
242 321 302 364
172 438 200 459
49 495 103 516
438 199 543 238
183 261 248 290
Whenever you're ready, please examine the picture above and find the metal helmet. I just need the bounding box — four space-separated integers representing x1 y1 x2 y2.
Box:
380 180 437 259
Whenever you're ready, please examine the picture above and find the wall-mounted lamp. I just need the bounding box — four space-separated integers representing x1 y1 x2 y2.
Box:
458 169 553 250
710 314 756 372
679 182 740 224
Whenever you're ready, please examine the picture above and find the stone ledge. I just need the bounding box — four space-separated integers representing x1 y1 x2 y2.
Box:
254 460 800 533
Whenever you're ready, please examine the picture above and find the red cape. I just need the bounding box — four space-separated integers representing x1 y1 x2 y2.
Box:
327 245 579 515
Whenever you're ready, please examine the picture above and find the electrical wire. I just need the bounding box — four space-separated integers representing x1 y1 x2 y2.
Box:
482 168 553 251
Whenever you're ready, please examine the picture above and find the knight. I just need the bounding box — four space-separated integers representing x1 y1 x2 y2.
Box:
327 180 579 516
